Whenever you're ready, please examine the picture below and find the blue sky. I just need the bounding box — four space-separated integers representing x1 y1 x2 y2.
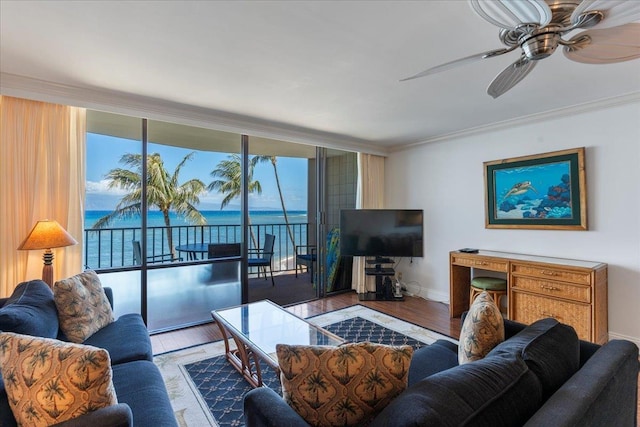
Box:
86 133 308 211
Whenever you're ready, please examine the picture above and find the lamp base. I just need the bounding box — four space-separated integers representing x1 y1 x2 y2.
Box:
42 249 54 289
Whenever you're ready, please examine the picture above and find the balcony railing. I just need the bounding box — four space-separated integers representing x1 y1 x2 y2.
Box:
84 222 312 272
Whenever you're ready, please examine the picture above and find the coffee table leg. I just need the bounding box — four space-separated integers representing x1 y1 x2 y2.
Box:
213 320 264 387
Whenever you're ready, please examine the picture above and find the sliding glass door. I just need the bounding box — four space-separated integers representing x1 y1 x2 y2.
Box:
85 111 357 332
245 136 317 305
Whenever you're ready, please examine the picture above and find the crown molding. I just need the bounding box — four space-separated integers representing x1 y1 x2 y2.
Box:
4 72 638 157
391 91 640 152
0 73 388 157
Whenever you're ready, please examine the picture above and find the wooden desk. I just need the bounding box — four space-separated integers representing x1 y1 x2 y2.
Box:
450 250 608 344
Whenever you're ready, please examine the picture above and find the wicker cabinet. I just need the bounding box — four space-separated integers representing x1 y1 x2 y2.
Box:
450 250 608 344
509 260 608 344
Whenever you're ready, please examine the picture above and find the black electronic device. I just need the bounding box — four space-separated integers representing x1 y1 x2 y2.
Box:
459 248 479 253
340 209 424 258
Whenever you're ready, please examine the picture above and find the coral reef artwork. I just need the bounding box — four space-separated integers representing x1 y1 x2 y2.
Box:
494 161 573 220
498 174 572 218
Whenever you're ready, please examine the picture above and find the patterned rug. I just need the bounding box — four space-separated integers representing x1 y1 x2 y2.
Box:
154 304 456 427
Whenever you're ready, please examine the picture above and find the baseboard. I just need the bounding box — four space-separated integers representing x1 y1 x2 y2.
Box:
607 331 640 349
404 287 449 304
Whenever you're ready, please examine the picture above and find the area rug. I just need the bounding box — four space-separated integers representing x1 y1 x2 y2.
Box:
154 304 457 427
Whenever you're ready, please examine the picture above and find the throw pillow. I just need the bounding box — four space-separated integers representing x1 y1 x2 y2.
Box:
54 270 114 343
458 290 504 364
276 342 413 427
0 332 117 427
0 280 59 338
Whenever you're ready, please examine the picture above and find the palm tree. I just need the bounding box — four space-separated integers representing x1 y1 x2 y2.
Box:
208 154 263 248
42 377 66 418
254 156 296 248
305 371 328 409
26 347 50 387
332 398 359 425
93 152 206 257
363 369 387 404
334 346 359 384
389 346 413 378
277 345 303 380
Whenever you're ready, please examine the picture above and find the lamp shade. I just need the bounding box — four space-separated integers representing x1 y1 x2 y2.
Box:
18 220 78 250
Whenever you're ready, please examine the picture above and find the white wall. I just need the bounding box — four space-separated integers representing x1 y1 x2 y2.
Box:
386 101 640 345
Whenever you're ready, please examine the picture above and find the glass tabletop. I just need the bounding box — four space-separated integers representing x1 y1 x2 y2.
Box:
213 300 344 362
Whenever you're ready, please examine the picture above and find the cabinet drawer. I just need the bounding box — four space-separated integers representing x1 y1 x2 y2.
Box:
451 255 508 272
511 277 591 303
511 263 592 285
511 292 591 341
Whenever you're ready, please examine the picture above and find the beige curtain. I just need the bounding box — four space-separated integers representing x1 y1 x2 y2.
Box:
0 96 86 297
352 153 385 293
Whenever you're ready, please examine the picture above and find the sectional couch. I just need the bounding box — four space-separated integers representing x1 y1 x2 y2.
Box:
244 316 639 426
0 279 177 427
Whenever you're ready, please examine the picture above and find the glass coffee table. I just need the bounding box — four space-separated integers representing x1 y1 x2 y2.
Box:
211 299 345 387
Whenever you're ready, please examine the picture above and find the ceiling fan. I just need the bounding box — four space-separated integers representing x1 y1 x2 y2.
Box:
401 0 640 98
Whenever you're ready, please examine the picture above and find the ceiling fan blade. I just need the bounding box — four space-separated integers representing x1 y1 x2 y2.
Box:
487 57 537 98
564 23 640 64
571 0 640 30
400 47 514 82
468 0 551 30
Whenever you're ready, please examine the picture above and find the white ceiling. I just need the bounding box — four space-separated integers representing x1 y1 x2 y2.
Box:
1 1 639 153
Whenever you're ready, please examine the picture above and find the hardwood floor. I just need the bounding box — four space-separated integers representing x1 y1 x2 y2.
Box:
150 291 639 424
150 291 460 354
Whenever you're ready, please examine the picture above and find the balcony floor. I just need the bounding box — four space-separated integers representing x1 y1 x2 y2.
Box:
248 270 318 306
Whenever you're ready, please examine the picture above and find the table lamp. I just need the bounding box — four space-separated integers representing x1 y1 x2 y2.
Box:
18 219 78 288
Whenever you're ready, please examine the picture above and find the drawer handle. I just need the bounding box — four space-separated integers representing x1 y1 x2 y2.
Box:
540 270 558 276
474 261 489 266
540 284 560 291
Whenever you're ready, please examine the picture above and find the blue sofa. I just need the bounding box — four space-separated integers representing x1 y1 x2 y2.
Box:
244 317 639 426
0 279 177 427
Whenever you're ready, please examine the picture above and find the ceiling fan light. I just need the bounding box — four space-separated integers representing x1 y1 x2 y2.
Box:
571 0 640 29
469 0 552 30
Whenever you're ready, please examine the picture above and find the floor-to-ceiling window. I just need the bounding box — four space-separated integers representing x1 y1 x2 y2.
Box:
83 111 360 332
145 119 242 330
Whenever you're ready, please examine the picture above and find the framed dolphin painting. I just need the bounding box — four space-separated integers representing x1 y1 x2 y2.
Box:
484 147 587 230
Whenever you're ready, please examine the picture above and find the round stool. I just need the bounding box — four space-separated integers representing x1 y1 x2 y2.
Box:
470 277 507 311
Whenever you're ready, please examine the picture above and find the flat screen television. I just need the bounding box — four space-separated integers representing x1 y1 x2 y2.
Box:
340 209 424 258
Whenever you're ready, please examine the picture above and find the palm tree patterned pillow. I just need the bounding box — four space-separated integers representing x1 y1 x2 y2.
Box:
276 342 413 427
0 332 117 426
458 291 505 364
54 270 114 343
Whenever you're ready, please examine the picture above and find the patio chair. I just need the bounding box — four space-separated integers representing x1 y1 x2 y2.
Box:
208 243 241 259
208 243 241 283
248 234 275 286
295 245 316 282
132 240 181 265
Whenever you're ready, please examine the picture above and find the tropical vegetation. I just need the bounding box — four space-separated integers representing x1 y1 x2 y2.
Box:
92 152 207 257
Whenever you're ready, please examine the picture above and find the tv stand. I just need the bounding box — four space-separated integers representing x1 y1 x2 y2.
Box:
360 258 403 301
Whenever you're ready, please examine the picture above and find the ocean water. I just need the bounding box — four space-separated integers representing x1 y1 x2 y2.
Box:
84 210 308 269
85 210 308 228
